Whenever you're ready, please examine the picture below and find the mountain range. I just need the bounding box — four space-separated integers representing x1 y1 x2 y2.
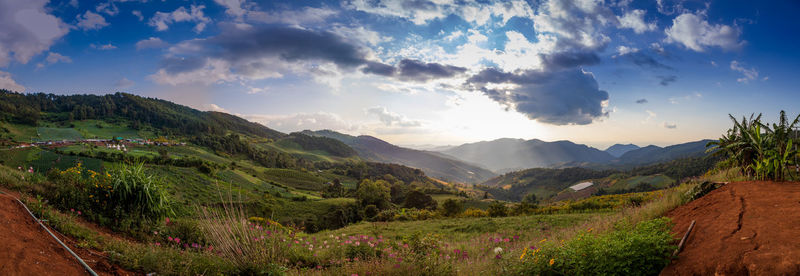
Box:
300 130 497 183
437 138 713 173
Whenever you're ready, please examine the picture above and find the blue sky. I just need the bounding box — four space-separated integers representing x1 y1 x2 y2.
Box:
1 0 798 149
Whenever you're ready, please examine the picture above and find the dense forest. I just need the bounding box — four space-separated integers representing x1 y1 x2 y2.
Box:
0 90 284 138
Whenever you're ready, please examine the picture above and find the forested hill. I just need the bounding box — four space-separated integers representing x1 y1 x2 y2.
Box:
301 130 497 183
0 90 284 139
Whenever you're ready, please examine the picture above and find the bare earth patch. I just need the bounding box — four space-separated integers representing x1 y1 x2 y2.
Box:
662 181 800 275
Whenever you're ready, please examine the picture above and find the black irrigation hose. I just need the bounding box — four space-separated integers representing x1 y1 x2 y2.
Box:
6 193 98 276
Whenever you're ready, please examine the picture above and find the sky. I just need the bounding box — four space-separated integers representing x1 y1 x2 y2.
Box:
1 0 799 149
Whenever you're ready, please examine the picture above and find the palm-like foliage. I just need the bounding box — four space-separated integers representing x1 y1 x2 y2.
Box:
707 111 800 181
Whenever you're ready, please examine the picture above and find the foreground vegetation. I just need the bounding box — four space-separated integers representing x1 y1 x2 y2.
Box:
0 161 709 275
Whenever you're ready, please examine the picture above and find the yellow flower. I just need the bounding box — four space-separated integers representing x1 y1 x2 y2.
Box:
549 258 555 266
520 248 528 260
539 238 547 243
89 195 93 198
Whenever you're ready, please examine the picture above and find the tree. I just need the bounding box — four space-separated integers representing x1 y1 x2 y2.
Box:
322 179 344 198
523 193 538 204
441 199 463 217
488 201 508 217
403 190 437 210
355 179 391 209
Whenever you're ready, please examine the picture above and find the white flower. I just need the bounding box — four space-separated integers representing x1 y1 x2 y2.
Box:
493 247 503 254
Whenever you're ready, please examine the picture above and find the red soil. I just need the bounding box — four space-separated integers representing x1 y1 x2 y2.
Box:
0 193 136 276
661 181 800 275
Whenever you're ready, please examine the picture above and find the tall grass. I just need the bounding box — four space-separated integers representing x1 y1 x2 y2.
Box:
108 163 172 224
196 192 291 274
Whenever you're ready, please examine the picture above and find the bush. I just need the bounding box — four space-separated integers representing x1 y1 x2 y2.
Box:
403 190 437 210
44 162 172 232
516 217 676 275
461 208 488 217
487 201 508 217
441 199 463 217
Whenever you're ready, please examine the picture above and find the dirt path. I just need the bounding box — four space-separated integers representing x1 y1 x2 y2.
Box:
0 193 136 276
662 181 800 275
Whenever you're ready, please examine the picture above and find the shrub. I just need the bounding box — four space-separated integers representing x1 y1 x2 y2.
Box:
515 217 676 275
107 163 172 226
403 190 437 210
487 201 508 217
461 208 488 217
441 199 463 217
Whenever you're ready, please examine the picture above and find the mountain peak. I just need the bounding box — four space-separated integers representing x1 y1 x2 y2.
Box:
604 143 641 158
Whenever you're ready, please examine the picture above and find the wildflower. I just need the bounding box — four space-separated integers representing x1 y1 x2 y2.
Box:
549 258 555 266
493 247 503 254
154 242 160 246
495 254 502 259
520 247 528 259
168 237 174 242
175 238 180 243
76 211 81 215
539 238 547 243
503 238 510 243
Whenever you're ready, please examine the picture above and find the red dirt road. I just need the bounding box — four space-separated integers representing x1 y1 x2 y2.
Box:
0 193 136 276
0 193 88 275
662 181 800 275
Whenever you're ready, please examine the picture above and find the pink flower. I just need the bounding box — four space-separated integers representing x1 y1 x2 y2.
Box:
168 236 174 242
76 211 81 215
70 208 74 212
495 254 502 259
174 238 180 243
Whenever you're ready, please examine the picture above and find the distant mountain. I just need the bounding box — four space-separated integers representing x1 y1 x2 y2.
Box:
439 138 616 173
302 130 496 183
604 144 640 157
617 140 714 165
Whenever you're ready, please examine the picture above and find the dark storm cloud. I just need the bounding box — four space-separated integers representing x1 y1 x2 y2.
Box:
466 68 609 125
208 26 369 68
636 98 648 104
657 75 677 86
540 51 601 70
396 59 467 81
159 25 467 83
622 52 672 70
159 56 206 74
361 61 396 76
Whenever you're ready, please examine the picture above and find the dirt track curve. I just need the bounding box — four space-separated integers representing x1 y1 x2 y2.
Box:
0 193 134 276
662 181 800 275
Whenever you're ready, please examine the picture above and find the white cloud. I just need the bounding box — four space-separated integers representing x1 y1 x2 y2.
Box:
132 10 144 21
115 77 134 88
532 0 617 50
46 52 72 64
347 0 452 25
332 26 393 47
663 122 677 129
0 0 71 66
95 2 119 16
665 13 743 52
135 37 168 50
76 10 110 30
91 43 117 50
214 0 247 18
366 106 422 127
149 5 211 33
245 112 358 133
246 7 338 25
618 9 657 34
200 103 228 112
0 71 24 92
614 45 639 57
669 92 702 104
246 86 268 94
730 60 758 83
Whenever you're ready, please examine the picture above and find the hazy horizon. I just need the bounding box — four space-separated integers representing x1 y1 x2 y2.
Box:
1 0 797 148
